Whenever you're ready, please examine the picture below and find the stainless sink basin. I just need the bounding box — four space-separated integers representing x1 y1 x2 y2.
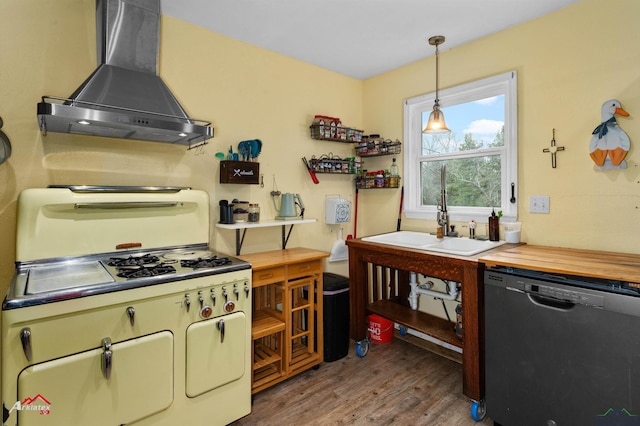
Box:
361 231 507 256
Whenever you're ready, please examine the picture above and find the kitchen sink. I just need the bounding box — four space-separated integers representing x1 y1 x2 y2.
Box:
361 231 506 256
361 230 440 248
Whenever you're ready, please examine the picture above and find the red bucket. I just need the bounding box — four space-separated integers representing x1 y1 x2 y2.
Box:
368 314 394 343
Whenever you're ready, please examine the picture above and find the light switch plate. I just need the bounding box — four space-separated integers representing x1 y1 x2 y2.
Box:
529 196 550 213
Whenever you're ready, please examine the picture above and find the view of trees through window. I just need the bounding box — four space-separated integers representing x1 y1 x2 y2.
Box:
420 97 505 209
404 71 517 221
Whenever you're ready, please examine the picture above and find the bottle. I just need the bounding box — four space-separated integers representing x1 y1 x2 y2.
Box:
488 209 499 241
389 157 399 187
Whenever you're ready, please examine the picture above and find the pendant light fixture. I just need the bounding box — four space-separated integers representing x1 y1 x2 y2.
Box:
423 35 450 134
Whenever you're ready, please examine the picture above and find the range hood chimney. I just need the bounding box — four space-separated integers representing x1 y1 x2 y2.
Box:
37 0 213 147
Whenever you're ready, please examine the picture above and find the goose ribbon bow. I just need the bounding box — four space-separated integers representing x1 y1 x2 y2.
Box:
592 117 617 139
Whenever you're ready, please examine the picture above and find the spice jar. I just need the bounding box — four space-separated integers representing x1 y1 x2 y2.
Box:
248 204 260 223
375 171 384 188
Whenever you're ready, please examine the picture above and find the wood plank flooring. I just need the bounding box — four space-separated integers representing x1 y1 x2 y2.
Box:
232 335 493 425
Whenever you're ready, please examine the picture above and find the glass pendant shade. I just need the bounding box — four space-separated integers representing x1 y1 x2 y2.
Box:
423 103 450 133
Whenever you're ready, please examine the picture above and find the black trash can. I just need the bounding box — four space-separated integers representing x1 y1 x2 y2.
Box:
322 272 350 362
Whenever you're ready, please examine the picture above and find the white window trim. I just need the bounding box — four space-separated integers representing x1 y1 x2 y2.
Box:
403 70 518 223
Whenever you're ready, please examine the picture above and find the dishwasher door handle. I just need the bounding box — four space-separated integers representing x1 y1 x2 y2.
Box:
527 293 576 311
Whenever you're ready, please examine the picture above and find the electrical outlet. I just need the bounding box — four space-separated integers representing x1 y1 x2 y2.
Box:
529 196 550 213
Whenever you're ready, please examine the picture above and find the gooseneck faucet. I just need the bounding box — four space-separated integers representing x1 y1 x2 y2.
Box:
437 164 449 237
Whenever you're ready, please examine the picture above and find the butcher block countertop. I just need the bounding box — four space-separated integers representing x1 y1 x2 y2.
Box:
480 244 640 284
238 247 329 271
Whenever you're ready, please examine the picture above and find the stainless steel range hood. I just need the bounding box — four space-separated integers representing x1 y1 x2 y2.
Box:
37 0 213 147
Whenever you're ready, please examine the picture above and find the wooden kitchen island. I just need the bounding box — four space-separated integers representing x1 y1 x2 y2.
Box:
346 237 518 404
239 248 329 394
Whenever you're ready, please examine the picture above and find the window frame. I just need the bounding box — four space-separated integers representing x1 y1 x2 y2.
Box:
403 70 518 223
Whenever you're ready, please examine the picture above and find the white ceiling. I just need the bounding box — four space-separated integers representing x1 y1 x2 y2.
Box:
161 0 581 80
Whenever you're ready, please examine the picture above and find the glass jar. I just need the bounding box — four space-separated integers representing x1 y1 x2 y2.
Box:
248 204 260 222
375 173 384 188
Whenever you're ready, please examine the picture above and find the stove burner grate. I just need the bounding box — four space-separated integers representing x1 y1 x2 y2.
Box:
181 256 232 269
116 264 177 279
108 254 160 267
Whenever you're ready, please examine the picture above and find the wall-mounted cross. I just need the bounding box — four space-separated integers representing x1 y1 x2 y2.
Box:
543 128 565 168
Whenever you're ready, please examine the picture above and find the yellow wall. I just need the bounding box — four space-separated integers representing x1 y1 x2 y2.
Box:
363 0 640 253
0 0 361 292
1 0 639 303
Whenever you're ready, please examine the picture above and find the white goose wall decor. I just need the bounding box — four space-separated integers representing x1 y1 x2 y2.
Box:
589 99 630 170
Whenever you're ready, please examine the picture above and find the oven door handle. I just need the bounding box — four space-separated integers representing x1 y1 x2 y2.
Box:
75 202 178 209
102 337 113 380
217 319 225 343
20 328 32 362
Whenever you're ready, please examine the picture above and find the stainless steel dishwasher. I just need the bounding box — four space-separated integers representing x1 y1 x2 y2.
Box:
484 267 640 426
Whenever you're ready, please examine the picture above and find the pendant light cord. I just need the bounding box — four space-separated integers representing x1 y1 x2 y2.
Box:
434 42 440 106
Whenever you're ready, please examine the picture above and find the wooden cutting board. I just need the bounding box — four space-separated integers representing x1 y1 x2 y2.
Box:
480 244 640 284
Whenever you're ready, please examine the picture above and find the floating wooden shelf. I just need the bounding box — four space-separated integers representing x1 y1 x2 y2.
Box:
216 219 316 255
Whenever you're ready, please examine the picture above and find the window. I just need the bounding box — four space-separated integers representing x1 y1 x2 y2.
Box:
403 71 517 223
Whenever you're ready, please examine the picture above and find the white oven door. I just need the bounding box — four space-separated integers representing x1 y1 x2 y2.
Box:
185 311 247 397
17 331 173 425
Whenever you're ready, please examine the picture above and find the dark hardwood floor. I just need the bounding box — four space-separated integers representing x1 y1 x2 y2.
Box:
232 335 493 425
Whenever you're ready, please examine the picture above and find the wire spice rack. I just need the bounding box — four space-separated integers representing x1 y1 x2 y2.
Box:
309 124 364 142
309 154 362 174
355 174 401 189
355 139 401 157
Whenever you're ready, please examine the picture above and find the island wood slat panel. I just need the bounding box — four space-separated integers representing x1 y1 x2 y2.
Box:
369 264 400 302
480 245 640 283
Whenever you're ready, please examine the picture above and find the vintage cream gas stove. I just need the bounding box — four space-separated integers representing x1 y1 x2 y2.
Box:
1 186 252 426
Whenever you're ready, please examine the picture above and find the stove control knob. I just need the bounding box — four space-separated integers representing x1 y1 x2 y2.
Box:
200 305 213 319
244 286 250 298
223 291 228 303
211 294 216 306
184 294 191 312
224 301 235 313
233 288 239 301
199 297 204 308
